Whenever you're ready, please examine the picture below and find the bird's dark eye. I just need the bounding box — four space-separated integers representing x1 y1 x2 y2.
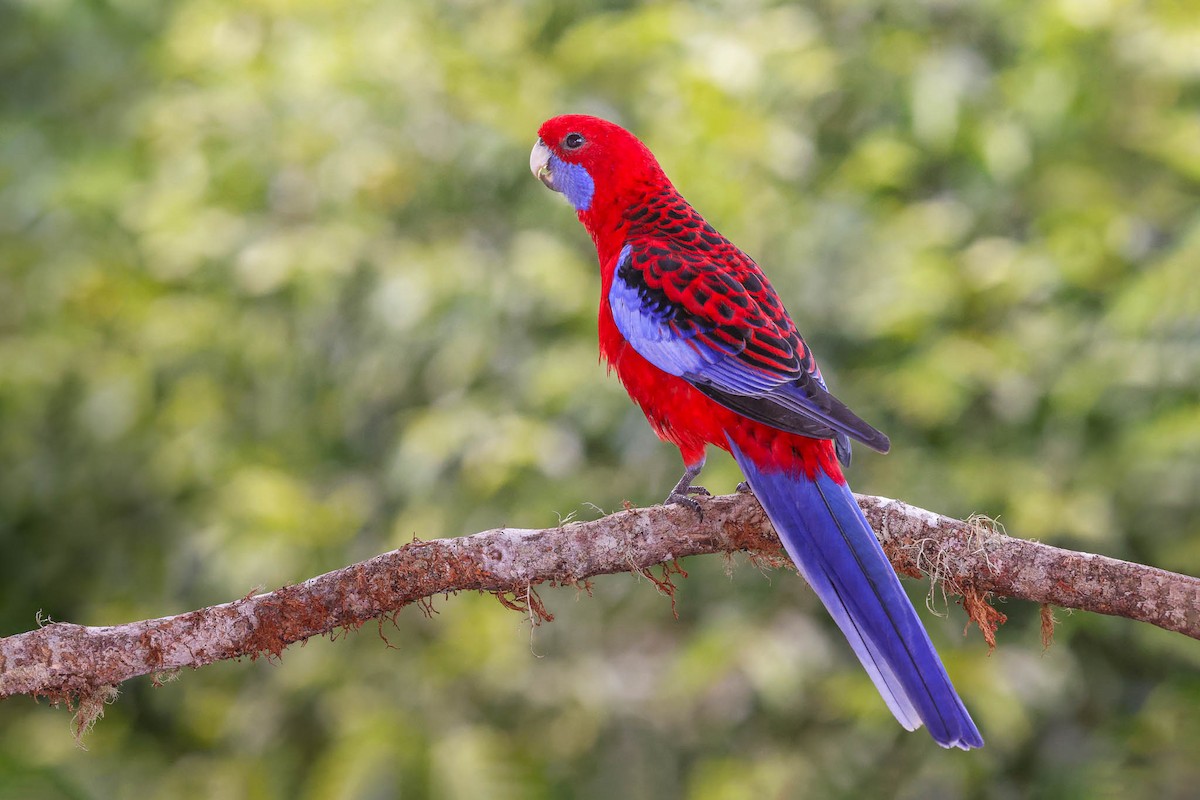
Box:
563 132 585 151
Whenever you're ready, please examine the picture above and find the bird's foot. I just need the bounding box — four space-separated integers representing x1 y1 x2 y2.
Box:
665 461 709 520
665 483 712 508
735 481 753 494
664 488 707 518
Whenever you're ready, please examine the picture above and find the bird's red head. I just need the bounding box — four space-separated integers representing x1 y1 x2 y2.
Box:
531 115 669 241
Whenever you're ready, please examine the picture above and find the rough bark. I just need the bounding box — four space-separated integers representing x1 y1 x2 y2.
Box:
3 492 1198 730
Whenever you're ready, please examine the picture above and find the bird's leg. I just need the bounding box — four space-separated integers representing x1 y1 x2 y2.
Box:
664 459 711 516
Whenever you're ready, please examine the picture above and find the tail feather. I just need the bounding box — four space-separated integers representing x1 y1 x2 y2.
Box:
730 441 983 750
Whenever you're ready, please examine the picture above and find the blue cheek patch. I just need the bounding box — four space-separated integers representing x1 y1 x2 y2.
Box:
549 154 595 212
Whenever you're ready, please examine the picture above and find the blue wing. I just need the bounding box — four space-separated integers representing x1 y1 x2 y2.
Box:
609 242 889 456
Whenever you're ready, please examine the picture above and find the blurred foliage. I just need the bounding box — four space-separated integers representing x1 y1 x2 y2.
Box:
2 0 1199 796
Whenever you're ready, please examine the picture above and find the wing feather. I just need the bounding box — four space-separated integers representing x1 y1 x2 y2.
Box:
609 241 890 456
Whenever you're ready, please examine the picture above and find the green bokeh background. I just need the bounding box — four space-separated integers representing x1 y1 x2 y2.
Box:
2 0 1199 796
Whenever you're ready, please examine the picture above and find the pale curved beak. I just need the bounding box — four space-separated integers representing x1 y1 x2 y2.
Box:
530 139 556 191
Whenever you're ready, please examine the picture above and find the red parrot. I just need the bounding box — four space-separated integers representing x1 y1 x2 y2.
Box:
530 114 982 749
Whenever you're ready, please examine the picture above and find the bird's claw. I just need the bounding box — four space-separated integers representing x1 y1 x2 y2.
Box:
735 481 753 494
665 490 705 520
665 461 709 520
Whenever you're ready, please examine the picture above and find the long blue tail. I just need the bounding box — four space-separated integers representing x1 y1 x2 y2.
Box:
729 442 983 749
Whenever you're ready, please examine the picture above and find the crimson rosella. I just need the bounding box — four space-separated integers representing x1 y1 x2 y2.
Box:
530 114 982 749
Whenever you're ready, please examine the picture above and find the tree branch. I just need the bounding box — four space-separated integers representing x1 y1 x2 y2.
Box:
4 492 1199 719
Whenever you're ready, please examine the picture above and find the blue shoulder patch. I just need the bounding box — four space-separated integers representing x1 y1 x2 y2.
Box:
609 245 707 377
